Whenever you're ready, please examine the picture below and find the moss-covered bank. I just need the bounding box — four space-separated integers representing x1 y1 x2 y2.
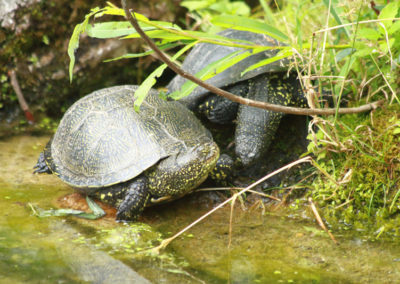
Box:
303 104 400 237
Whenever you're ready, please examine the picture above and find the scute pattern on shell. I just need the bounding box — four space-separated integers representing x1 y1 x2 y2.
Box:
49 85 212 188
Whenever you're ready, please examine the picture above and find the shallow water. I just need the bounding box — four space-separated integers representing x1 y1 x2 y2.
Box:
1 135 400 283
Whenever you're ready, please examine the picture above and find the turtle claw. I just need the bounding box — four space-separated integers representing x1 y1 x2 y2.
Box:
33 152 51 174
116 177 149 222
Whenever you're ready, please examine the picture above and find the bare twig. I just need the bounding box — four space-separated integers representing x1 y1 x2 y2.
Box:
315 18 400 33
150 156 312 253
121 0 384 116
228 195 236 248
8 70 35 124
309 197 338 245
197 187 281 201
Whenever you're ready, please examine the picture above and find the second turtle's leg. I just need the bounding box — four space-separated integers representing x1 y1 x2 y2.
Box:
235 73 295 166
197 82 248 124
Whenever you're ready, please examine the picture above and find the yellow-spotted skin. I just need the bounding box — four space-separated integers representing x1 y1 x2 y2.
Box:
235 72 307 166
34 85 221 221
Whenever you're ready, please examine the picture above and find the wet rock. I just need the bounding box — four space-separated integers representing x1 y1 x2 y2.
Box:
0 0 40 30
0 0 180 125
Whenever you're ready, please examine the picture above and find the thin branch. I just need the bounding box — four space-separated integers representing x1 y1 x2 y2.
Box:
150 156 312 253
8 70 35 124
315 18 400 34
309 197 338 245
197 187 281 201
121 0 384 116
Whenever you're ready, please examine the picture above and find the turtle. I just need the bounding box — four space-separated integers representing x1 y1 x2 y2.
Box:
167 29 308 166
34 85 227 222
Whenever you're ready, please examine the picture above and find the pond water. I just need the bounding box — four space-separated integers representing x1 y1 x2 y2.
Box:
1 135 400 283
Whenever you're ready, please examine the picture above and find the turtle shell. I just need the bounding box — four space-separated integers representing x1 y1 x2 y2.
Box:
47 85 212 189
167 29 289 109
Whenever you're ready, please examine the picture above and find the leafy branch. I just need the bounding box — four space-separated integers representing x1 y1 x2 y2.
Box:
120 0 383 116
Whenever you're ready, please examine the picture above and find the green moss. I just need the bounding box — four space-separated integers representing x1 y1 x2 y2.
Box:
305 104 400 237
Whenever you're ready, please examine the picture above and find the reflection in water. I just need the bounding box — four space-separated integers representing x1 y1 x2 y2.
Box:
1 135 400 283
51 222 152 284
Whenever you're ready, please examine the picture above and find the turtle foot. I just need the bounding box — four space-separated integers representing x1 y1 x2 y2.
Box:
116 177 150 222
33 152 51 174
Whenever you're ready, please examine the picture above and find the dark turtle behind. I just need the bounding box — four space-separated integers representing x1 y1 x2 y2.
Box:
34 85 220 221
167 29 307 166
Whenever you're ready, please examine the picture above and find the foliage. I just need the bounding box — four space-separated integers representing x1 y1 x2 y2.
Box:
305 104 400 236
67 2 295 109
67 0 400 235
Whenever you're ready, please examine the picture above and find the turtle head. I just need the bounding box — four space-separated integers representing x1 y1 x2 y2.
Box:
183 141 220 176
175 141 220 190
147 141 220 198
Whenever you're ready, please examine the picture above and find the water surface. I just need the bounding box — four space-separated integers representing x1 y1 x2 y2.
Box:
1 135 399 283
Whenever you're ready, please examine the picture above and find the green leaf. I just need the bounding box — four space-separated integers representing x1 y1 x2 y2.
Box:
123 29 253 47
388 20 400 35
379 38 395 54
168 49 241 100
378 2 399 30
389 188 400 213
67 7 153 81
68 7 103 82
87 21 134 38
85 196 106 218
259 0 276 24
357 28 381 40
334 57 356 95
393 127 400 135
335 48 355 62
241 47 292 75
133 41 198 111
30 196 105 220
96 4 149 21
181 0 215 11
169 46 272 100
87 21 181 39
123 29 193 40
104 43 181 62
209 1 250 16
211 15 288 42
353 47 374 58
322 0 350 39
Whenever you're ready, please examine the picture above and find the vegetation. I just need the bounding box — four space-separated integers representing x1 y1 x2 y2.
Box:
67 0 400 237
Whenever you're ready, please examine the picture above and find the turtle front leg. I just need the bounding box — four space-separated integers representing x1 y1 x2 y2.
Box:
235 73 294 166
116 177 150 222
33 152 52 174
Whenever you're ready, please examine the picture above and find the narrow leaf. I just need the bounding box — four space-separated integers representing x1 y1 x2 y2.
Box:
104 43 181 62
258 0 276 24
180 0 214 11
133 41 198 111
335 47 355 61
123 29 192 40
388 20 400 35
322 0 351 39
241 48 293 75
97 5 149 21
357 28 381 40
169 46 272 100
211 15 288 42
68 7 103 82
87 21 181 39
